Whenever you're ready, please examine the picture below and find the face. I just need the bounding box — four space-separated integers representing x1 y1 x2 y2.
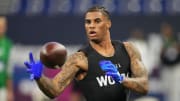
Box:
85 11 111 43
161 23 173 38
0 17 7 37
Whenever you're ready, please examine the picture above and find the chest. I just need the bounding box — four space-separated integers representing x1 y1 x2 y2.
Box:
88 51 131 76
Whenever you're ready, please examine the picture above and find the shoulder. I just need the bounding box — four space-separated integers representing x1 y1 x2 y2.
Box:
123 41 141 60
123 41 136 49
0 37 13 49
68 52 87 61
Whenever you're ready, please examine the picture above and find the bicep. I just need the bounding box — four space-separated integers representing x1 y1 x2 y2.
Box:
131 59 147 78
124 42 148 78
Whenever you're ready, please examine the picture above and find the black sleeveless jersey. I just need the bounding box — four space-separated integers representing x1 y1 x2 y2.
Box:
75 41 131 101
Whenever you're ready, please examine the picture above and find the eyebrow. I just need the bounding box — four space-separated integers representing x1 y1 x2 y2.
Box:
85 17 101 20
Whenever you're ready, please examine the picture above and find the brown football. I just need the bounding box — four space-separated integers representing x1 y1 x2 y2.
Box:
40 42 67 68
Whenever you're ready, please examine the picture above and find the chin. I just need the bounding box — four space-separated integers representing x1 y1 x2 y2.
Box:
90 38 101 43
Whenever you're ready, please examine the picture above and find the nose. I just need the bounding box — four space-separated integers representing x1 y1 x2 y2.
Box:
89 22 95 29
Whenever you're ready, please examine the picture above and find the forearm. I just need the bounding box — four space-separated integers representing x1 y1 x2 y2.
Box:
122 77 148 94
36 75 60 99
36 69 76 99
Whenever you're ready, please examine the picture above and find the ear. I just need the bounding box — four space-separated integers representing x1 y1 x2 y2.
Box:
106 20 111 29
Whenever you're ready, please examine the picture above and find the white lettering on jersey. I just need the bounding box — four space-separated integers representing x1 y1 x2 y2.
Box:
108 76 115 85
96 75 108 87
115 63 122 68
96 73 129 87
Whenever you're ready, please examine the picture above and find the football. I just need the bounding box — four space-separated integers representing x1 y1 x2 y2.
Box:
40 42 67 68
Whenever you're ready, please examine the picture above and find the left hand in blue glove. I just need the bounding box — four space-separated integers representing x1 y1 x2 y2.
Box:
99 60 124 83
24 52 43 80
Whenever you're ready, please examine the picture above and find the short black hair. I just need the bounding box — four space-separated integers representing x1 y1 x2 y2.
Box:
85 6 110 20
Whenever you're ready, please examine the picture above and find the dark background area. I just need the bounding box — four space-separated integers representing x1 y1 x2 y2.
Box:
6 15 180 45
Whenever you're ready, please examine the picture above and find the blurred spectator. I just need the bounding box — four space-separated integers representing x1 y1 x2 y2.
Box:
159 22 180 101
160 22 180 66
0 16 14 101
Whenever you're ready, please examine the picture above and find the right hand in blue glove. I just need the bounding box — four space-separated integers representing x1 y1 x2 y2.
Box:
99 60 124 83
24 52 43 80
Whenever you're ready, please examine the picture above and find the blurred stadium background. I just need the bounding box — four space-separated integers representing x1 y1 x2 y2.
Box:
0 0 179 101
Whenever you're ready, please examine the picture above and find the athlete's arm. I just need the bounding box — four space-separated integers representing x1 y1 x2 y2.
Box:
123 42 149 94
36 52 88 98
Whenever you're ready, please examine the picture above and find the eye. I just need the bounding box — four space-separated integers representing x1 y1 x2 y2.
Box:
95 18 101 23
85 20 91 24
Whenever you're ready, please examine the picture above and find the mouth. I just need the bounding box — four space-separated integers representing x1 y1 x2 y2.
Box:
89 31 97 36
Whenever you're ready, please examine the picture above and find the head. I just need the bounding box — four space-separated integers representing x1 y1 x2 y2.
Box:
0 16 7 38
160 22 173 38
84 6 111 43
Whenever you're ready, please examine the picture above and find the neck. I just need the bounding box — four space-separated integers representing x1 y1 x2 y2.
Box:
90 36 114 57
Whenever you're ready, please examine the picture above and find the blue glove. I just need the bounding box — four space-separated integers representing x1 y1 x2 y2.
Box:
24 52 43 80
99 60 124 83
